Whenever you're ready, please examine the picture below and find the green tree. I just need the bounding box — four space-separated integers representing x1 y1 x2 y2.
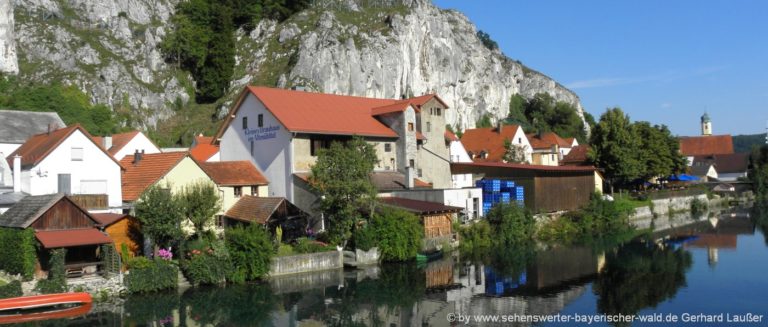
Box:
476 30 499 50
486 203 536 247
750 145 768 202
589 108 642 193
310 137 378 245
178 181 222 239
135 184 184 249
476 113 493 128
362 207 423 262
524 93 586 142
632 122 686 182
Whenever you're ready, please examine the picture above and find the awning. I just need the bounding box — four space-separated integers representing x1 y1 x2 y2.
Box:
35 229 112 248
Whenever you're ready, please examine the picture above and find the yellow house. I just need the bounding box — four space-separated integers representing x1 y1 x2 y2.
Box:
198 161 269 213
120 151 213 204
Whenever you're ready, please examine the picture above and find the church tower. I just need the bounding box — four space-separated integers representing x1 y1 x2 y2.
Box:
701 112 712 136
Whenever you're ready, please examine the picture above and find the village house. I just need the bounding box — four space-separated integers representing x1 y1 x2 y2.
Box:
678 113 747 181
445 130 475 189
197 160 269 212
679 113 734 161
214 86 455 217
6 125 124 212
460 123 533 163
120 151 212 207
0 194 114 278
92 130 161 161
0 111 65 188
526 132 577 166
691 153 749 182
378 197 462 251
221 196 310 241
190 134 220 162
91 213 141 258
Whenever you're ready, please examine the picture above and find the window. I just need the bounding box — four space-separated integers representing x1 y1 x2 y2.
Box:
251 186 258 196
426 122 431 132
436 108 441 116
407 122 414 132
258 114 263 127
234 186 242 198
551 154 556 161
311 138 332 156
409 159 415 168
518 137 522 144
417 168 423 177
250 140 254 155
242 117 248 129
71 147 83 161
384 143 392 152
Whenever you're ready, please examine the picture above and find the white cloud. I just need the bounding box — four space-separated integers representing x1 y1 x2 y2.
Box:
566 65 729 90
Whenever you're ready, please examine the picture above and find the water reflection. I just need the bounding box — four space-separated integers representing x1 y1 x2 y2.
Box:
21 206 767 327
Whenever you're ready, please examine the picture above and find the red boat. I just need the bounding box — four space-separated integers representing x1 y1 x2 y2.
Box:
0 292 92 324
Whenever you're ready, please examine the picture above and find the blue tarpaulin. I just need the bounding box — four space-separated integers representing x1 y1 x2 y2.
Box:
667 174 700 181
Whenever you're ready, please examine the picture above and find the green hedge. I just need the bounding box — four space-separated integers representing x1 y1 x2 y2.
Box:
181 252 231 286
0 280 22 299
125 257 178 293
36 248 67 294
0 228 37 280
225 225 273 283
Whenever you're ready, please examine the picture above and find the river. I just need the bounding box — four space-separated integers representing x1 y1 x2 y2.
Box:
18 205 768 326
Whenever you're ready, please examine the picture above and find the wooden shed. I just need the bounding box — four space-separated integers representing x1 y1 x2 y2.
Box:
91 213 141 257
451 162 598 213
0 194 113 278
223 196 310 241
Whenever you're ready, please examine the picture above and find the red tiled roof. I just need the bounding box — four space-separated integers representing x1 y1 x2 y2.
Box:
214 87 450 141
224 196 284 224
200 161 268 186
294 171 431 191
526 132 572 150
416 131 427 141
451 161 597 173
194 135 215 146
460 125 523 162
120 152 189 201
444 130 459 142
561 144 591 165
190 142 219 162
379 197 463 214
407 93 449 109
679 135 734 156
8 124 124 170
370 100 418 116
107 131 140 156
692 153 748 174
91 213 129 227
36 229 112 248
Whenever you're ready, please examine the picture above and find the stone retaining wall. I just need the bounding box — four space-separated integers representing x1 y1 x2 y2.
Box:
269 250 343 277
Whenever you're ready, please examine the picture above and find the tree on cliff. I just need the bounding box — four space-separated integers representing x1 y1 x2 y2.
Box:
309 137 378 245
503 140 529 164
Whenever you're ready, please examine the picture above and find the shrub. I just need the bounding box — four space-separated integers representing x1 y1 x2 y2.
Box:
0 280 22 299
458 220 493 253
293 237 334 254
0 228 37 280
353 224 377 251
691 197 708 217
536 215 580 245
225 225 273 283
368 208 423 262
276 244 294 256
36 249 67 294
181 240 231 286
125 258 178 293
486 203 536 247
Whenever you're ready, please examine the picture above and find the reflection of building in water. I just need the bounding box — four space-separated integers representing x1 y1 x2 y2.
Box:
681 215 755 267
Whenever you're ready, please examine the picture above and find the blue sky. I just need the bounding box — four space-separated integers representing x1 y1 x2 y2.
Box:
433 0 768 136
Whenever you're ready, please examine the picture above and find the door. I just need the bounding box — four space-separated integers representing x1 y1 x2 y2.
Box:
58 174 71 195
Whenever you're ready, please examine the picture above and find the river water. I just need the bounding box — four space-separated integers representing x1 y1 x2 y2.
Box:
21 205 768 326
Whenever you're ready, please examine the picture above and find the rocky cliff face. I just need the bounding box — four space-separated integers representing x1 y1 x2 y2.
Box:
3 0 585 131
0 1 18 74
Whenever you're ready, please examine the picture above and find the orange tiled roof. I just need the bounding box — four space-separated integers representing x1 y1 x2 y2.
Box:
225 196 284 224
526 132 572 150
460 125 523 162
8 124 124 170
36 229 112 248
199 161 268 186
194 135 214 146
190 143 219 162
561 144 591 166
120 152 188 201
444 130 459 142
679 135 734 156
214 87 450 140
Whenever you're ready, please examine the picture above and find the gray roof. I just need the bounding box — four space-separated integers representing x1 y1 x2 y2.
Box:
0 192 29 207
0 110 66 144
0 193 64 228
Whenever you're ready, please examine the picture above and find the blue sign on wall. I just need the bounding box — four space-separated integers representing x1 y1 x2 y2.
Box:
246 125 280 142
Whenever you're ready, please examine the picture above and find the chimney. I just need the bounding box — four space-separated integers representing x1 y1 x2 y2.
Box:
13 155 21 193
132 149 143 164
406 166 414 189
103 136 113 150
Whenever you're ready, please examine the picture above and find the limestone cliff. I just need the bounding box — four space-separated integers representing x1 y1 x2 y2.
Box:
3 0 585 132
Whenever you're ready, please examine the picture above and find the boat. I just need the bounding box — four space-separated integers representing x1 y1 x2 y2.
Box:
0 292 92 312
0 302 92 325
416 250 444 262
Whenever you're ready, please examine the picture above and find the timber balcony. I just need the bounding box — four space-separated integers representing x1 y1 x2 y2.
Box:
69 194 109 210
